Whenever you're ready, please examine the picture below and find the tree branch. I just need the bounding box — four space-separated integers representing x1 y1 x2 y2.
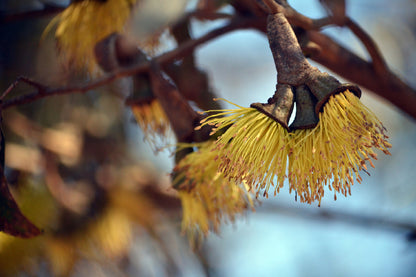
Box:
0 4 65 23
2 16 259 110
231 1 416 119
3 4 416 120
307 30 416 119
261 201 416 236
345 17 389 77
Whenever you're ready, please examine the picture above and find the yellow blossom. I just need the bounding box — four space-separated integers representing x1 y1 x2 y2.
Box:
199 100 290 197
174 142 254 244
50 0 138 72
0 183 57 276
46 187 157 276
178 192 209 245
289 90 391 205
131 99 171 150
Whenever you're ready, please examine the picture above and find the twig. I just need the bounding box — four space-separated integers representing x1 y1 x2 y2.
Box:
280 4 334 30
148 61 200 142
189 10 233 21
259 0 342 30
260 201 416 236
312 17 337 29
231 1 416 119
345 17 389 77
1 76 46 100
1 80 19 101
2 16 258 110
262 0 283 14
0 5 65 23
307 30 416 119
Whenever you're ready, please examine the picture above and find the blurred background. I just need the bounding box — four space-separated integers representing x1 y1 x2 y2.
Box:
0 0 416 276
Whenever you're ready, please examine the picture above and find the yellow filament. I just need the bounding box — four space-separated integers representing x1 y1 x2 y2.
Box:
199 92 390 205
199 103 290 197
289 90 391 205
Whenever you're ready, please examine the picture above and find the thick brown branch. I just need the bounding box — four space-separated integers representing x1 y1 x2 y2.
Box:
232 1 416 119
307 30 416 119
262 0 283 13
3 4 416 120
345 17 389 77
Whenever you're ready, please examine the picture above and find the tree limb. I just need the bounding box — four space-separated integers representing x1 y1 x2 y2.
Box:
3 4 416 120
345 17 389 77
307 30 416 119
2 16 259 110
0 4 65 23
261 201 416 236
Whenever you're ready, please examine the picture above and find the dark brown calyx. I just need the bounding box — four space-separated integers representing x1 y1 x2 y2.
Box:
290 85 319 130
305 72 361 114
250 84 294 130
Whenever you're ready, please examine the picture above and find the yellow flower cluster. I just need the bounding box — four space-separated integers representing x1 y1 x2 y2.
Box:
51 0 138 72
46 204 133 274
289 91 391 204
199 101 290 197
0 184 58 276
191 91 391 206
0 180 160 276
174 142 254 245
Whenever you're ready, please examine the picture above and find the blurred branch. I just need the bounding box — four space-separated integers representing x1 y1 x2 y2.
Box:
148 61 201 142
189 10 233 21
345 17 389 77
232 1 416 119
2 16 259 110
2 2 416 120
261 202 416 235
1 76 47 101
0 4 65 23
307 30 416 119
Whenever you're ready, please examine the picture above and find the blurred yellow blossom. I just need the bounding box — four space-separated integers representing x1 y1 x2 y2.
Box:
50 0 138 72
174 142 254 245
